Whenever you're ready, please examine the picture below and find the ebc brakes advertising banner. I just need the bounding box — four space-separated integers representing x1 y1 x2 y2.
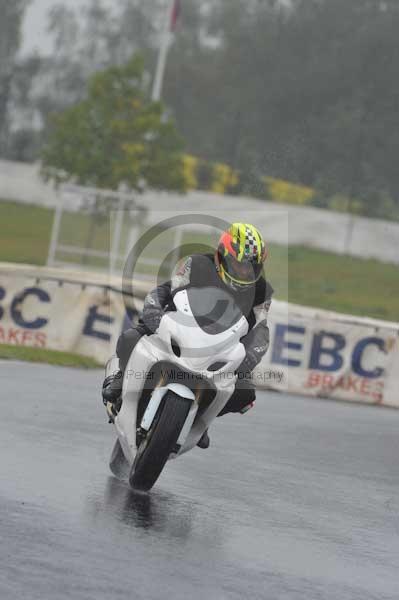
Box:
0 264 398 407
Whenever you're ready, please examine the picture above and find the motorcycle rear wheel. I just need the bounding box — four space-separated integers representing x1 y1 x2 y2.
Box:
129 390 191 492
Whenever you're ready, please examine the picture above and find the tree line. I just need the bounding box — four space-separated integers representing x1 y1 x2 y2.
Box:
2 0 399 219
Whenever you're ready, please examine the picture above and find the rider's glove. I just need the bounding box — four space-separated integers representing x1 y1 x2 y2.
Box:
238 325 270 377
141 284 170 334
237 354 257 378
141 308 163 334
102 370 123 405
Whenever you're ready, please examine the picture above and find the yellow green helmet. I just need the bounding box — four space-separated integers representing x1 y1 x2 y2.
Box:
215 223 268 290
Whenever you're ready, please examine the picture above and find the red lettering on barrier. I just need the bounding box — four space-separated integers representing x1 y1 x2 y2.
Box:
335 376 345 390
372 381 384 404
360 379 371 395
7 328 19 344
21 331 33 345
0 326 47 348
346 375 359 393
322 375 334 389
305 371 384 402
305 372 321 388
34 333 47 348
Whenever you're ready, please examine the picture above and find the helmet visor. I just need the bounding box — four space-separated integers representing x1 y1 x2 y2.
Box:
219 253 263 286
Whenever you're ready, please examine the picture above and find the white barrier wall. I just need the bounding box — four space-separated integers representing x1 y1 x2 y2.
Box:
256 302 399 408
0 263 147 364
1 159 399 264
0 160 58 208
0 263 398 408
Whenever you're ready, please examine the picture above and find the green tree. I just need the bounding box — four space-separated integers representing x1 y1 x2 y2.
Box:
41 55 186 192
14 0 163 164
18 0 399 218
0 0 29 155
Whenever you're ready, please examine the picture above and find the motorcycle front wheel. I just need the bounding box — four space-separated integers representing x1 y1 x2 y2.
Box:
129 390 191 492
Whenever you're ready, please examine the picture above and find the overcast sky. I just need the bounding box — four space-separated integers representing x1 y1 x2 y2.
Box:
22 0 81 54
22 0 113 55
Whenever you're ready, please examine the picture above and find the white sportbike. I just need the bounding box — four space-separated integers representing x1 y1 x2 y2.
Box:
105 285 248 492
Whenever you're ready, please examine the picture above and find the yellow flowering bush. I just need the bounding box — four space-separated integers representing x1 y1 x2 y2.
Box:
181 154 323 209
264 176 315 205
182 154 199 190
211 163 239 194
328 194 363 214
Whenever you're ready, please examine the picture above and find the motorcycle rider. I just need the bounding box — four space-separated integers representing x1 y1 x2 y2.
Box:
102 222 273 449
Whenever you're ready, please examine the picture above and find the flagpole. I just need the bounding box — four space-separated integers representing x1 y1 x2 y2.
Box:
151 0 175 102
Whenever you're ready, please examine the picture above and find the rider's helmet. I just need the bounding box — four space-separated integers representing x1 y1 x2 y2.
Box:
215 223 268 291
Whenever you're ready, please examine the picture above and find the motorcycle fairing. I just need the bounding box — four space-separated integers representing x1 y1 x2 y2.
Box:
115 289 248 463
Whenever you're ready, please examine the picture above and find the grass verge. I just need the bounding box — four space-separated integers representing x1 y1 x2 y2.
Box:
0 199 398 322
0 344 102 369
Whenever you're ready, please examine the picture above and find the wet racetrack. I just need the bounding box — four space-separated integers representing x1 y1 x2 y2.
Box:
1 361 399 600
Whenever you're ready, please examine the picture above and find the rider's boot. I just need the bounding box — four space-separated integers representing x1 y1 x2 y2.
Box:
102 357 123 422
197 429 210 449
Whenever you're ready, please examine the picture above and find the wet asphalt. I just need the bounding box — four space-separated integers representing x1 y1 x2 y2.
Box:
1 361 399 600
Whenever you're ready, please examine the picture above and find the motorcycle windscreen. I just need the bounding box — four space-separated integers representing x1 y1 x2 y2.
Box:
186 286 243 335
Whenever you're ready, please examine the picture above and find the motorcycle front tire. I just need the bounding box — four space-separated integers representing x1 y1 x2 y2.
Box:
129 390 191 492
